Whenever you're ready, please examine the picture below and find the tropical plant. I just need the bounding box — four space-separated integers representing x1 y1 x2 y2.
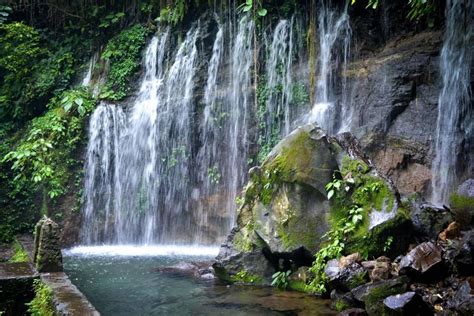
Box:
272 270 291 289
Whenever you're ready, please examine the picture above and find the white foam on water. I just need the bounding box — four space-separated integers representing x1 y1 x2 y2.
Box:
64 245 219 257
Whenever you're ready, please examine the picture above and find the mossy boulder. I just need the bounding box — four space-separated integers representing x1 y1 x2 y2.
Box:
214 125 413 285
351 277 409 316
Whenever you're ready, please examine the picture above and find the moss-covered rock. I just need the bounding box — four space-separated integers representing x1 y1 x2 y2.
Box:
351 277 409 316
214 125 413 286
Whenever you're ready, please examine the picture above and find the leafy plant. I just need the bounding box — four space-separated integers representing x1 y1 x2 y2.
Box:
325 175 354 200
272 270 291 289
307 177 365 294
100 24 149 100
99 12 125 29
9 239 29 263
59 88 94 116
3 89 95 202
27 280 55 316
238 0 267 17
158 0 187 26
208 166 221 185
383 236 394 252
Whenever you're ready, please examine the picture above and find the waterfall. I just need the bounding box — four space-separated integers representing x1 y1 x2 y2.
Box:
309 0 351 134
226 16 254 225
431 0 473 205
82 103 126 244
263 18 294 146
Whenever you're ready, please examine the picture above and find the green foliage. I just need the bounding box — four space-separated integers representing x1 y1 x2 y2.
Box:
450 193 474 227
238 0 267 17
27 280 56 316
3 88 95 203
100 24 149 100
8 239 29 263
99 12 126 29
351 0 437 23
208 166 221 185
0 22 45 119
0 22 79 121
271 270 291 289
306 174 365 294
383 236 394 252
231 270 262 284
291 83 309 106
159 0 187 26
408 0 436 24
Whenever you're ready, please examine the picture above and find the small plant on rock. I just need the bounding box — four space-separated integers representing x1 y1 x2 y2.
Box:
272 270 291 290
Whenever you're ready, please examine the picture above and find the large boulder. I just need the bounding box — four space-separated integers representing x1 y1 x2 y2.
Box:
214 124 412 284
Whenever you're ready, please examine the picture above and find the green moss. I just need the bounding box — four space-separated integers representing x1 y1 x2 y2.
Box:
230 270 262 284
334 300 351 312
233 229 254 253
8 239 29 263
288 280 308 292
277 214 320 251
363 279 407 316
347 271 368 289
347 208 411 258
27 279 56 316
450 193 474 226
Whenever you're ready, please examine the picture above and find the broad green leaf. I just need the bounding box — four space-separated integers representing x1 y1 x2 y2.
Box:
257 8 267 16
327 190 334 200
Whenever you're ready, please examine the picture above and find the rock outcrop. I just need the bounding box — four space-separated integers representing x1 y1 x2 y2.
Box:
214 124 411 284
33 217 63 273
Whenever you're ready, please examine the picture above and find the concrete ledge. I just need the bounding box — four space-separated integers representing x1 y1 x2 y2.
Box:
41 272 100 316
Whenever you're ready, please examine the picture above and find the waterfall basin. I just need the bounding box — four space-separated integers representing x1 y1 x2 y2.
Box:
64 245 335 315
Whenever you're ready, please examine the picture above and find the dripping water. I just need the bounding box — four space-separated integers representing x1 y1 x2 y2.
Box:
431 0 473 205
309 0 351 135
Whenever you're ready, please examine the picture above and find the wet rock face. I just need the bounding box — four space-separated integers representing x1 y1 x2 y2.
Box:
451 279 474 315
455 229 474 275
348 31 443 198
410 200 453 239
34 217 63 273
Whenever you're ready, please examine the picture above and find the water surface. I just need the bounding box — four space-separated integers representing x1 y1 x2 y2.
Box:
64 246 335 316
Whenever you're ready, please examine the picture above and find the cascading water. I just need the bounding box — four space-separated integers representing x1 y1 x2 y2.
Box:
263 18 294 143
80 9 352 246
431 0 473 205
309 0 351 134
81 15 258 246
